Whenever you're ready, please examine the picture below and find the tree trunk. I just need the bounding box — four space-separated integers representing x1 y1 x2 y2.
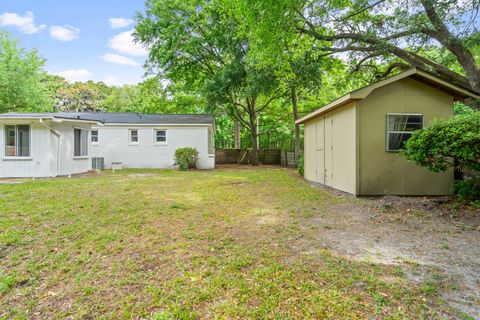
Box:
246 98 259 165
291 86 301 163
250 124 259 165
234 120 241 149
420 0 480 93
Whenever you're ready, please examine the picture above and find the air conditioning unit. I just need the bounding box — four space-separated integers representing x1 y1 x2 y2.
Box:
92 157 105 170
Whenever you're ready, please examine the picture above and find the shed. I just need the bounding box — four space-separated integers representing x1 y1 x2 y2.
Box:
296 68 479 196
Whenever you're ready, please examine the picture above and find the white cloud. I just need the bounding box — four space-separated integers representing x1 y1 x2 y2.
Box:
0 11 46 34
108 17 134 29
103 76 122 86
100 53 140 66
49 25 79 41
53 69 93 82
108 30 147 56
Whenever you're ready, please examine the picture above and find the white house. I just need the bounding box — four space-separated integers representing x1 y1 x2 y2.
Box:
0 112 215 178
0 113 97 178
87 113 215 170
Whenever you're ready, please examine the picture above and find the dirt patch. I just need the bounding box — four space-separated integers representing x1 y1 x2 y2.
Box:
298 187 480 317
0 180 26 184
127 173 159 178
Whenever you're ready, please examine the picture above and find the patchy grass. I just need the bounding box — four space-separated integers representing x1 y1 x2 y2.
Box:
0 168 449 318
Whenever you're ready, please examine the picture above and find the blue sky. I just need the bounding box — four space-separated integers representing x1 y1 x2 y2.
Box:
0 0 147 86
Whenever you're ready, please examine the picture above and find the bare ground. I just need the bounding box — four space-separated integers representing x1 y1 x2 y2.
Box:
295 183 480 318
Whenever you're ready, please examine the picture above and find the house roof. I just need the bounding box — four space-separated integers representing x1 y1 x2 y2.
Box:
0 112 215 125
296 68 480 124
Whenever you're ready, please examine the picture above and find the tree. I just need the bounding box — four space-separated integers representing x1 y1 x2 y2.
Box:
0 32 51 113
227 0 480 107
135 0 281 164
55 81 112 112
276 53 326 161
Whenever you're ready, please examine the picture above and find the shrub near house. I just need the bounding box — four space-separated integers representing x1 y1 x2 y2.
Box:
174 147 199 171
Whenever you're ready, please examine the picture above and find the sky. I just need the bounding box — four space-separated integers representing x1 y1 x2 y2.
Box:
0 0 147 86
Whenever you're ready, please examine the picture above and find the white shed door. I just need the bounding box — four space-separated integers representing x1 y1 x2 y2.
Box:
324 114 334 187
315 118 325 184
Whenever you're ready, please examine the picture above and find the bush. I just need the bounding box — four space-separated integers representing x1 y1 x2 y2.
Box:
297 153 304 176
402 112 480 173
174 147 199 171
454 178 480 204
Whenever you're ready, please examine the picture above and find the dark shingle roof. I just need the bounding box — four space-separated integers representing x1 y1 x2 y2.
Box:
0 112 214 125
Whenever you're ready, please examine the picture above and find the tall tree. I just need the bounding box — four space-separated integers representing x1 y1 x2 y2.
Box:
135 0 281 164
227 0 480 107
56 81 111 112
0 32 50 113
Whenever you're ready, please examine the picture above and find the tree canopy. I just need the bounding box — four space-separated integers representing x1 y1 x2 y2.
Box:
0 32 51 113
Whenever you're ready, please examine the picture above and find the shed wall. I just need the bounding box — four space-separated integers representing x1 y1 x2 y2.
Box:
358 78 453 195
304 102 356 194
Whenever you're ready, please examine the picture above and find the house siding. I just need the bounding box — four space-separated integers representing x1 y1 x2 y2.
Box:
52 122 92 176
91 125 214 169
0 120 53 178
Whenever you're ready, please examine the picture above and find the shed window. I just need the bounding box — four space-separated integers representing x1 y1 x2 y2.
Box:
74 128 88 157
129 129 138 143
91 130 98 143
386 114 423 151
155 130 166 143
4 125 30 157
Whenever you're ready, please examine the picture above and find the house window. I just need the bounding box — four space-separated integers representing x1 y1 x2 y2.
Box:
155 130 166 143
4 125 30 157
74 128 88 157
386 114 423 151
129 129 139 143
91 130 98 143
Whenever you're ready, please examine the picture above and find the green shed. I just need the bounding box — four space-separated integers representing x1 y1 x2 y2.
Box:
296 68 479 196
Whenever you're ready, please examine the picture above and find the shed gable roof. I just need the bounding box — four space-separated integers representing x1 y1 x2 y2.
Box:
296 68 479 124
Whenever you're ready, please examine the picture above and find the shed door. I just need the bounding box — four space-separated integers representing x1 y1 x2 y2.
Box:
315 118 325 184
324 114 334 187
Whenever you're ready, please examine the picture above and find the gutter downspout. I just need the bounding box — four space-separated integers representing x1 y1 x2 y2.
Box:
39 119 62 177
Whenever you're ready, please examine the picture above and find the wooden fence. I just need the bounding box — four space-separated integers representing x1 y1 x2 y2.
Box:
280 151 297 167
215 149 281 165
215 149 297 167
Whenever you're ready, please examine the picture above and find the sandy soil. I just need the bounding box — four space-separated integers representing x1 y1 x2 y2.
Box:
299 185 480 318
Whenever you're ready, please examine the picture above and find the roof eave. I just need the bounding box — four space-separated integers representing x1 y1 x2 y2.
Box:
413 69 480 100
295 94 356 124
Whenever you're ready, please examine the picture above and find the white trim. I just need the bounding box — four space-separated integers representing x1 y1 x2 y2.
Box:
39 119 62 177
2 157 33 161
296 94 355 124
154 128 167 145
128 128 139 145
385 113 424 152
0 116 100 125
91 129 99 145
3 124 32 158
102 123 211 127
73 127 89 157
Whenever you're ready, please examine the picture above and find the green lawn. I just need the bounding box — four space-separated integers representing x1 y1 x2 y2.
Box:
0 168 447 319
